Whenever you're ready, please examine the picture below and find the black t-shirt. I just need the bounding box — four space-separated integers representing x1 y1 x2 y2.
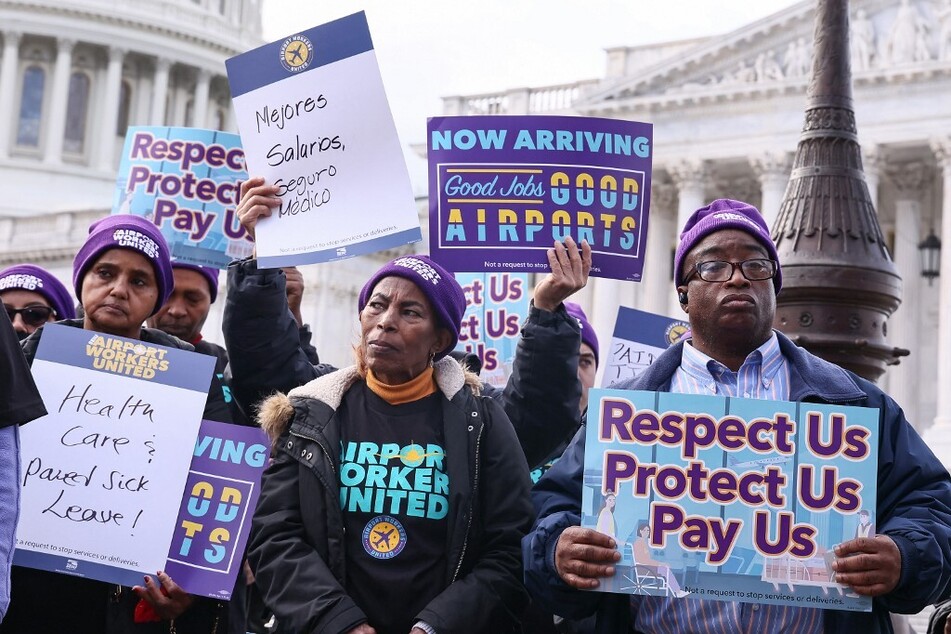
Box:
339 382 449 634
0 306 45 427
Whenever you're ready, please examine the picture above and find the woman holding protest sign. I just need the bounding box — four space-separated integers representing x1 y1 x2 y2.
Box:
2 215 234 634
247 247 534 633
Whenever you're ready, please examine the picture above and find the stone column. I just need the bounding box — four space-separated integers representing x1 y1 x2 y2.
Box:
172 85 188 126
669 160 707 315
643 182 676 316
192 68 210 128
751 152 792 230
150 58 170 126
0 31 22 159
863 145 883 207
98 46 125 170
924 138 951 467
43 38 75 165
885 161 928 429
224 102 237 133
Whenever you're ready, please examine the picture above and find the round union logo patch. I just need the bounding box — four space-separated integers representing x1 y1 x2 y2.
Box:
280 34 314 73
362 515 406 560
665 321 689 346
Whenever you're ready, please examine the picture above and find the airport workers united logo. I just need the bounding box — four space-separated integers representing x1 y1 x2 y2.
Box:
666 321 689 346
280 34 313 73
363 515 407 560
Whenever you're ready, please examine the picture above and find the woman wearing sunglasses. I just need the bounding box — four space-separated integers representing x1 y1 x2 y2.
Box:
0 264 75 339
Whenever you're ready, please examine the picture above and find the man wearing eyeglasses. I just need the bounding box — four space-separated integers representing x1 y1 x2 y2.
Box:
0 265 75 340
524 199 951 633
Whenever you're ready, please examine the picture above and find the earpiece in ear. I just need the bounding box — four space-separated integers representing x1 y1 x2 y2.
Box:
678 291 688 305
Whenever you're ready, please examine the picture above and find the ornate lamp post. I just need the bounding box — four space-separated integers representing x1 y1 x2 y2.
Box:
771 0 908 381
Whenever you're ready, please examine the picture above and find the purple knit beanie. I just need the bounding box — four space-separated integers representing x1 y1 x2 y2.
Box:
172 262 220 303
564 302 599 367
73 215 174 316
0 264 76 320
673 199 782 293
358 255 466 359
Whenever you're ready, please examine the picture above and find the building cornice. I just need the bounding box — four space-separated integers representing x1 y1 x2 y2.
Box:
1 1 262 58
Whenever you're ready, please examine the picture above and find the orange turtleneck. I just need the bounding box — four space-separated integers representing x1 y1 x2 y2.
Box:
365 367 437 405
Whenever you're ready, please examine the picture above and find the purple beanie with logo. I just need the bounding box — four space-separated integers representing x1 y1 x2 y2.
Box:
72 215 173 315
564 301 599 367
358 255 466 360
0 264 76 320
673 198 782 293
172 262 220 303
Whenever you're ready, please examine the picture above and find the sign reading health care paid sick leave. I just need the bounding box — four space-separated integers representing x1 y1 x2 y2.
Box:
226 12 421 267
582 389 878 612
112 127 252 269
601 307 688 387
15 325 213 588
428 116 652 281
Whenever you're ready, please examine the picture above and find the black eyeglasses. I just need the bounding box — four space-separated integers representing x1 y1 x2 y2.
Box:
5 305 54 327
683 259 778 283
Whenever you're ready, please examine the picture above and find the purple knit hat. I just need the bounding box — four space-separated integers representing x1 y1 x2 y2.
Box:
172 262 220 303
564 302 599 367
358 255 465 360
0 264 76 320
73 215 173 316
673 199 782 293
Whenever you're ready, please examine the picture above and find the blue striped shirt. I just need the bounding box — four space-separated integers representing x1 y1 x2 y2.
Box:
631 332 823 633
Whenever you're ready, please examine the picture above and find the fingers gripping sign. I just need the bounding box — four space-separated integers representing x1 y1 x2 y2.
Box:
832 535 902 596
554 526 620 589
132 570 195 621
236 176 281 241
534 237 593 312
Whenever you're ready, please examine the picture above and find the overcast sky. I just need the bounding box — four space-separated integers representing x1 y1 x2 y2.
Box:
261 1 803 191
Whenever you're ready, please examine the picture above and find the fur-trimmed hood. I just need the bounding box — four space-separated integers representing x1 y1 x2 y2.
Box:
258 356 481 442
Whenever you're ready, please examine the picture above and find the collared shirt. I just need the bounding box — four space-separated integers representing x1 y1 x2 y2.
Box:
631 332 823 634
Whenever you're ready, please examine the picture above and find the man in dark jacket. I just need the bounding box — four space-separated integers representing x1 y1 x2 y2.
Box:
523 199 951 633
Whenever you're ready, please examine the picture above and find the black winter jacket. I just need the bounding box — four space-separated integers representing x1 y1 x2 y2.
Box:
249 358 534 634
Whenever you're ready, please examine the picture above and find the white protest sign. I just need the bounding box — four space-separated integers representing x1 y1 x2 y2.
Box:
226 11 421 267
601 306 688 387
15 325 213 587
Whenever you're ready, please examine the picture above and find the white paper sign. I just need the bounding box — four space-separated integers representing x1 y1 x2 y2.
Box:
15 325 213 587
226 12 421 267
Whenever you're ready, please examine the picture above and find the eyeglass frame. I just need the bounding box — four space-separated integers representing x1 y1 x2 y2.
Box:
4 304 55 327
681 258 778 284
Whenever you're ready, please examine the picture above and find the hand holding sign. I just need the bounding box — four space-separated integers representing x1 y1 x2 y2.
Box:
554 526 620 590
132 570 194 620
534 237 592 312
236 177 281 241
832 535 901 596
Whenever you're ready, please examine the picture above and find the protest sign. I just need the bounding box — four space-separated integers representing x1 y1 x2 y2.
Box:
112 126 252 269
15 324 213 588
582 388 878 611
428 115 652 281
226 11 421 267
454 272 530 388
601 307 688 387
164 420 269 599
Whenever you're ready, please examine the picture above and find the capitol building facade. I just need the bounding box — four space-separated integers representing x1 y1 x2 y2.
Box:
2 0 950 458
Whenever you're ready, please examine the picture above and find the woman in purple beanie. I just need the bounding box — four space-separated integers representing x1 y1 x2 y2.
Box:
0 263 75 338
3 215 233 634
248 253 534 634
